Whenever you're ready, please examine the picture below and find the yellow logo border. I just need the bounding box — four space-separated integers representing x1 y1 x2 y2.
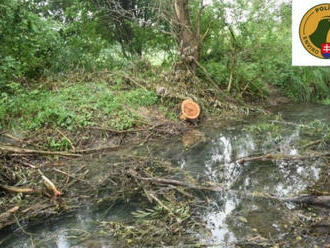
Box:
299 3 330 59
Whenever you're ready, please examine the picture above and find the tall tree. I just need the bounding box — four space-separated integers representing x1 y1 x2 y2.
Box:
172 0 208 72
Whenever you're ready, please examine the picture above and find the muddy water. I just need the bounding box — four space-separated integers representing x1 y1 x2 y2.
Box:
1 104 329 247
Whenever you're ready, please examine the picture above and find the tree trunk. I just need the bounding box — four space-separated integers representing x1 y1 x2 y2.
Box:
173 0 200 71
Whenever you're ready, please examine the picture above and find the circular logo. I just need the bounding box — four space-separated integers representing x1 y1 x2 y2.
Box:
299 3 330 59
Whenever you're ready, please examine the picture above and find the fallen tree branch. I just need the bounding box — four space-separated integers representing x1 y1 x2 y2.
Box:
302 139 323 149
53 168 90 185
121 73 148 91
73 145 120 154
0 145 81 157
38 169 62 197
0 185 35 194
131 173 330 208
237 152 330 164
282 195 330 208
144 189 173 213
130 173 225 192
0 206 19 222
56 128 75 152
0 203 55 231
1 133 24 143
0 143 122 157
86 126 141 134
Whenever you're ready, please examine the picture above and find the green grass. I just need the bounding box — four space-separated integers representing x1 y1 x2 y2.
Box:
0 82 158 131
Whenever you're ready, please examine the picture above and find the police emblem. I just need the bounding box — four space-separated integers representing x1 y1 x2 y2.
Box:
299 3 330 59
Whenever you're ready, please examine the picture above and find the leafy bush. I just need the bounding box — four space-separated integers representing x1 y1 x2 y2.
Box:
0 0 61 91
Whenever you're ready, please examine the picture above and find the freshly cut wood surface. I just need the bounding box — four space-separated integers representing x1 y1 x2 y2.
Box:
180 99 200 120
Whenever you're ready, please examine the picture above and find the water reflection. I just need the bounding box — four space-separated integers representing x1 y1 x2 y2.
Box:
177 123 324 244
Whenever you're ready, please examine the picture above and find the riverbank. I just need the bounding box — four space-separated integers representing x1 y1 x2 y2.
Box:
0 69 329 245
0 69 240 231
0 103 329 247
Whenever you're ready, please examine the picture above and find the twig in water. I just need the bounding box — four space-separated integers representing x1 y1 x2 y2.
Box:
52 168 89 185
14 215 35 236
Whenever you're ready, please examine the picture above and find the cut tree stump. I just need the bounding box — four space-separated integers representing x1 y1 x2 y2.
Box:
180 99 201 121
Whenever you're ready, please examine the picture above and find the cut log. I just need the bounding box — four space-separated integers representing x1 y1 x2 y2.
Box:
180 99 201 121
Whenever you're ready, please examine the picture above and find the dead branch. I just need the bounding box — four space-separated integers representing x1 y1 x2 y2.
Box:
0 145 81 157
131 173 225 192
0 133 43 149
131 173 330 208
237 152 330 164
1 133 24 143
144 189 173 213
52 168 90 185
121 73 148 90
0 203 55 231
0 206 19 222
56 128 75 152
73 145 120 154
302 139 323 149
283 195 330 208
0 143 122 157
86 126 140 134
0 185 35 194
38 170 62 197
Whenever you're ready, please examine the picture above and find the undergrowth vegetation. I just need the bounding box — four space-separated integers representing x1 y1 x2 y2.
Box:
0 81 158 131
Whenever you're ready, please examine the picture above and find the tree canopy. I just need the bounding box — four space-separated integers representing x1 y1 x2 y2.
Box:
0 0 329 101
